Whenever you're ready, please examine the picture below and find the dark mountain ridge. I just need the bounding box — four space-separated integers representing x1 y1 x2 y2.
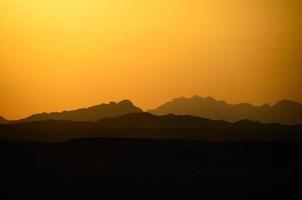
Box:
0 116 8 124
99 112 229 129
2 97 301 126
148 96 302 125
19 100 142 122
0 112 301 142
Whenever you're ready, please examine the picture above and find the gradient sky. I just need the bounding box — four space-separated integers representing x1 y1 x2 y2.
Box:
0 0 301 119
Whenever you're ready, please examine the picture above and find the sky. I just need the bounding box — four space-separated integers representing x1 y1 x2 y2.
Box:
0 0 301 120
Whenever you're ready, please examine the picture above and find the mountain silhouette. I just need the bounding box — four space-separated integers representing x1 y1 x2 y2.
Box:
0 116 8 124
1 112 301 142
20 100 142 122
148 96 302 125
99 112 228 129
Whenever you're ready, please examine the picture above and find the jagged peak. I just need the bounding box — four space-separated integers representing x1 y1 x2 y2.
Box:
19 99 143 122
171 95 217 102
118 99 134 106
0 115 7 121
109 101 117 105
0 115 9 124
205 96 216 101
191 95 202 100
172 96 188 101
275 99 300 107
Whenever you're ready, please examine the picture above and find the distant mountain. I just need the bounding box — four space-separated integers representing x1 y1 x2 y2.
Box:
20 100 142 122
0 116 8 124
99 112 228 129
1 112 301 142
148 96 302 125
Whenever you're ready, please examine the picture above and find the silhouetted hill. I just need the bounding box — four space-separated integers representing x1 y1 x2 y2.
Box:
19 100 142 122
1 112 301 142
148 96 302 125
0 116 8 124
99 112 228 129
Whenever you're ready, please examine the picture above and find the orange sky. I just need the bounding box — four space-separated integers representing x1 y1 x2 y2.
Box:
0 0 301 120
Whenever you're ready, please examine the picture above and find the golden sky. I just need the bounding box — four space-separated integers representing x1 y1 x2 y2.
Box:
0 0 301 119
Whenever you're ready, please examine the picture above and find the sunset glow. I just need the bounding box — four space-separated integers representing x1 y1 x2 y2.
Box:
1 0 301 119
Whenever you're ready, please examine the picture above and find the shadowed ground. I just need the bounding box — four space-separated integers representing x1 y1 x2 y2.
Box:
0 138 301 199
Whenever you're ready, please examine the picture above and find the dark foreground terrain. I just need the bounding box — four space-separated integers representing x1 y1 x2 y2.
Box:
1 138 302 199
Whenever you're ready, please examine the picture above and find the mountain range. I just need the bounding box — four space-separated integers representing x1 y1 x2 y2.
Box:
18 100 142 123
0 112 301 142
1 96 302 125
149 96 302 125
1 97 302 199
2 104 302 199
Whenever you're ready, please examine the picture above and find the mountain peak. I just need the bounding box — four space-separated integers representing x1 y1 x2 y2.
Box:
191 95 202 100
20 100 143 122
275 99 298 107
118 99 134 106
0 116 7 120
0 116 8 124
172 96 187 102
149 96 302 125
205 96 216 101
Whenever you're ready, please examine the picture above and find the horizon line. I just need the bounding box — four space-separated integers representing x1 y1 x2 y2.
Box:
1 95 300 121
